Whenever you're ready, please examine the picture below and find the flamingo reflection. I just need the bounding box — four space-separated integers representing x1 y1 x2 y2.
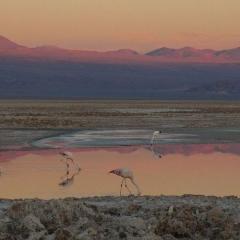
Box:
59 151 81 187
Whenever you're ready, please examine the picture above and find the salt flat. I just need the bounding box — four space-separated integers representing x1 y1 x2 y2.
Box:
0 100 240 129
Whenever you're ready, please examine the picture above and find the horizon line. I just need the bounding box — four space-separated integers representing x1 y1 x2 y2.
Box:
1 34 240 53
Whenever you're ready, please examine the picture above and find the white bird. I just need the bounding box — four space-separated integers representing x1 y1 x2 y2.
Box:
151 130 161 146
150 131 162 158
109 168 141 196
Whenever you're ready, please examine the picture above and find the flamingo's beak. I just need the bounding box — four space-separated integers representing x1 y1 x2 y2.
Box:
109 170 114 174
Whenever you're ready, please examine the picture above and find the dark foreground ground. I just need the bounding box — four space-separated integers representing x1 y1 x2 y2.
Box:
1 195 240 240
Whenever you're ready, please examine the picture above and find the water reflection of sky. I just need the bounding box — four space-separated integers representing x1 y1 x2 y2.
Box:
1 143 240 199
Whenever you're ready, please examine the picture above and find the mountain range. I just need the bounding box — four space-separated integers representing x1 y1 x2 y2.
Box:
1 35 240 63
0 35 240 99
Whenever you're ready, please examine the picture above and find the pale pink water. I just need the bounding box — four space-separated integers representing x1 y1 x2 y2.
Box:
0 144 240 199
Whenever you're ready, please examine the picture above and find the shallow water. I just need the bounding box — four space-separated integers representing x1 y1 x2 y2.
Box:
32 130 199 148
32 129 240 148
1 143 240 199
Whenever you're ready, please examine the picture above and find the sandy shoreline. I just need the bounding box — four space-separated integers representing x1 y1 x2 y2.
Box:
1 195 240 239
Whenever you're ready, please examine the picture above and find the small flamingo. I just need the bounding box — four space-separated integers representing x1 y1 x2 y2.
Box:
109 168 141 196
151 130 162 146
150 131 162 158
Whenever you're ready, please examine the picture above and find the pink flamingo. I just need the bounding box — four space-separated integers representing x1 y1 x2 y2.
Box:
109 168 141 196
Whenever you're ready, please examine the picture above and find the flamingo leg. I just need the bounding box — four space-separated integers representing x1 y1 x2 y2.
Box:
150 135 155 146
154 134 158 145
150 134 157 158
151 141 159 158
151 133 163 159
120 178 124 196
124 178 132 195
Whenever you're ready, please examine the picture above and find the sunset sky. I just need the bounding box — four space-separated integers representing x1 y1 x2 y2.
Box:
0 0 239 52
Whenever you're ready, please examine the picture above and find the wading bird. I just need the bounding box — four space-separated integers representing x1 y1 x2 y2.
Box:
150 131 162 158
109 168 141 196
151 130 162 146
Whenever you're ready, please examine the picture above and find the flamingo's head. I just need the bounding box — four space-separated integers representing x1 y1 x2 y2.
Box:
59 152 67 157
109 169 121 176
60 151 73 159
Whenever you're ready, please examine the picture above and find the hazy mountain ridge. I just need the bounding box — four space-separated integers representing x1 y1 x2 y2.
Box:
0 35 26 50
145 46 240 61
1 35 240 63
146 47 215 58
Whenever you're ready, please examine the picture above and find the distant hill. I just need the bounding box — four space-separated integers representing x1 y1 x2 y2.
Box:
0 36 26 50
146 47 215 58
1 35 240 63
145 47 240 62
0 35 240 99
215 47 240 60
